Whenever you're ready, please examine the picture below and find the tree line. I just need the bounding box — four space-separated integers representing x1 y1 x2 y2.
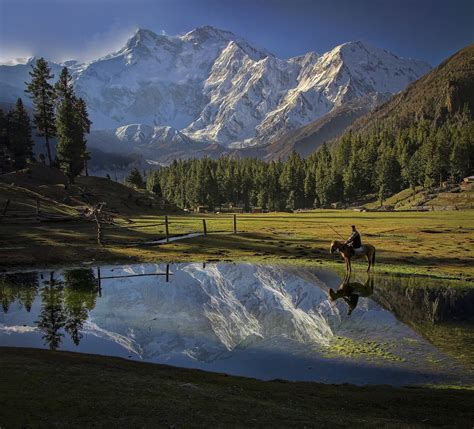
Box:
0 58 91 182
136 108 473 210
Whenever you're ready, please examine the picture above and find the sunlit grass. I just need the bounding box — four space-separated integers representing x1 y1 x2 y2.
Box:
1 210 473 280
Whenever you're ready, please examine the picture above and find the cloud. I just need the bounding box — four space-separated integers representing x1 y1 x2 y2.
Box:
0 48 34 65
62 21 137 63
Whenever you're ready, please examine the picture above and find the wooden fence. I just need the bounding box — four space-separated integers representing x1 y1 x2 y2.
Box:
1 197 240 246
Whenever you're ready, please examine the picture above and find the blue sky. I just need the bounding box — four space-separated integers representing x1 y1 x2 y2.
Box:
0 0 473 65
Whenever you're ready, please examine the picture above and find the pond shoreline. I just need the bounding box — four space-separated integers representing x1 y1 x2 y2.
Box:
1 347 473 427
1 255 473 285
2 262 472 385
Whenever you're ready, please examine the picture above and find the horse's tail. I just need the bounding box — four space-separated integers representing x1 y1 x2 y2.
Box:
371 247 376 267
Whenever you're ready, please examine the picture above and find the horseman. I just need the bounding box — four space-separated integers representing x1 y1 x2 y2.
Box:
345 225 362 256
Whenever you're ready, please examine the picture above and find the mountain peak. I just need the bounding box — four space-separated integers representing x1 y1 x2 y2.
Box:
333 40 385 56
182 25 237 42
126 28 161 47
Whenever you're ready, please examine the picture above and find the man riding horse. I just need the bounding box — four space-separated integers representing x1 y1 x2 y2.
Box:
345 225 362 256
330 225 376 279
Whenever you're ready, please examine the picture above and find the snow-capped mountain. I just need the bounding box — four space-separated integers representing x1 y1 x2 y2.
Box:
0 26 431 155
90 123 226 164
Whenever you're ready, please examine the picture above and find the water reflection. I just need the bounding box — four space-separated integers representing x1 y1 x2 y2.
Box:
328 275 374 315
0 263 472 386
36 273 66 350
1 272 38 313
1 269 98 350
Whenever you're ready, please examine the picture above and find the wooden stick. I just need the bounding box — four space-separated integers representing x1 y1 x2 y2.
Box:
233 214 237 234
165 215 169 242
2 199 10 216
202 218 207 235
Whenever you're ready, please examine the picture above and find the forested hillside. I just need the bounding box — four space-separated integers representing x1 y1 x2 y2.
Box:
150 45 474 210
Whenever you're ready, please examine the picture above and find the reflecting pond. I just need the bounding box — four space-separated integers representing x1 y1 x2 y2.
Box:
1 263 473 386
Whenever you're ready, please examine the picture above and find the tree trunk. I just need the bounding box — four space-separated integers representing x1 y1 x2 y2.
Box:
45 135 53 167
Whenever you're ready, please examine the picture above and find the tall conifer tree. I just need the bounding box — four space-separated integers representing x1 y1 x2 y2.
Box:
25 58 56 166
55 67 84 182
7 98 34 169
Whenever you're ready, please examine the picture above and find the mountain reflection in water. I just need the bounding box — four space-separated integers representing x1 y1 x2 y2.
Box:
1 263 472 386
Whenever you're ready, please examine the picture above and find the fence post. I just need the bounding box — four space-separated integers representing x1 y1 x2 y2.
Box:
202 218 207 236
97 267 102 297
165 215 169 242
233 214 237 234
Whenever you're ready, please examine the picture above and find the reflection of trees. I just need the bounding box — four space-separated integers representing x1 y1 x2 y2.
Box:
63 269 98 345
0 273 39 313
35 269 98 349
372 275 474 368
36 273 66 351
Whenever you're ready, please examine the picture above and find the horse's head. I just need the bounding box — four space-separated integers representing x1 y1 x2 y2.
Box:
330 240 342 254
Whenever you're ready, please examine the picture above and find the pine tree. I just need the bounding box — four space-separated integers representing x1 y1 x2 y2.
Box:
7 98 34 169
147 170 162 196
55 68 84 182
405 150 423 194
375 147 400 206
449 138 470 182
279 151 305 209
56 97 83 181
55 67 75 103
315 143 334 207
0 108 8 148
25 57 56 166
75 98 92 174
422 135 442 189
126 167 145 189
267 161 282 211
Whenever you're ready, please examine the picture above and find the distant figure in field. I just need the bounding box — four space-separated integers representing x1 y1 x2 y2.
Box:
345 225 362 256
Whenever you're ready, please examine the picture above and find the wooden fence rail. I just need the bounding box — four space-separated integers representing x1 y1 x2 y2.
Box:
1 198 240 245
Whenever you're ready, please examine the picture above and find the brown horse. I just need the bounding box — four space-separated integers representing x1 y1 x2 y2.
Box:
330 240 376 279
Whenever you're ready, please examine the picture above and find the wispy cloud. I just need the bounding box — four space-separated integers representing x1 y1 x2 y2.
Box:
61 21 137 63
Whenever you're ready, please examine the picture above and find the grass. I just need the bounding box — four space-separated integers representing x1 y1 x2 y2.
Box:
324 337 405 362
1 347 473 428
364 183 474 210
1 210 473 281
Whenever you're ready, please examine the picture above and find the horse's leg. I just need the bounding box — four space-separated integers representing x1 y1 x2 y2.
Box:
366 253 371 273
348 258 352 279
344 257 349 282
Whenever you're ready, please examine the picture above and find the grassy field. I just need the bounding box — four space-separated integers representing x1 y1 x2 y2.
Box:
1 169 474 427
1 347 473 428
1 209 473 281
0 166 473 280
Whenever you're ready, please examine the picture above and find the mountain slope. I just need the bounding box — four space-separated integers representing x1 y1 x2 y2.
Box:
349 43 474 131
256 92 390 160
89 124 225 164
